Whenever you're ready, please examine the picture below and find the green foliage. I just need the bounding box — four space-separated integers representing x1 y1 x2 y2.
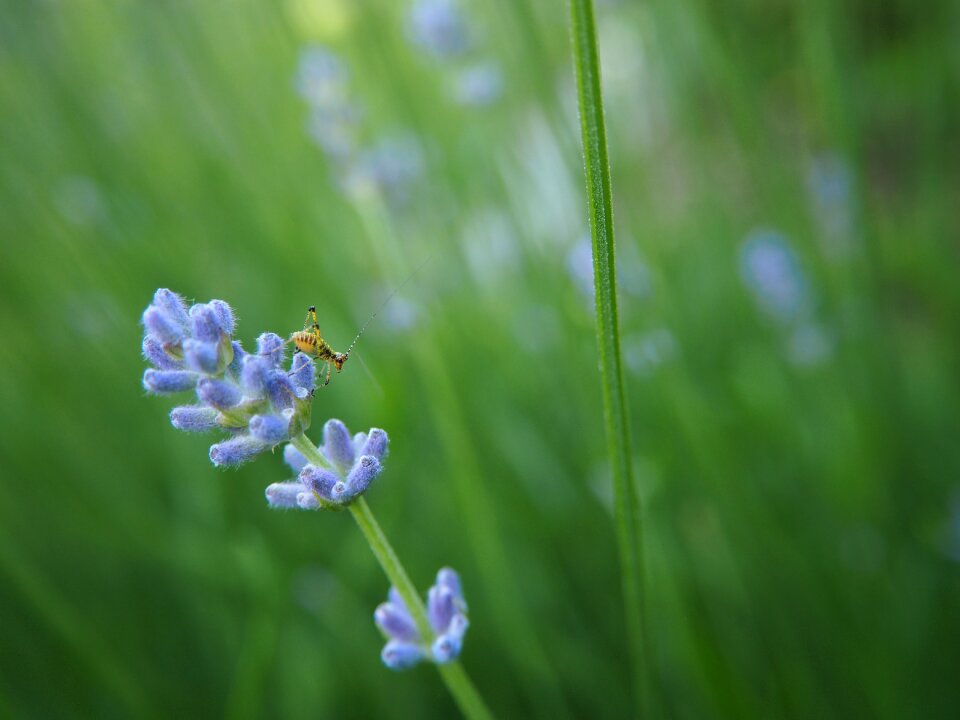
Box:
0 0 958 718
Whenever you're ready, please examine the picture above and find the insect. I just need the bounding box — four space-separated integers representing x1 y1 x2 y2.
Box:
289 305 352 387
290 257 431 387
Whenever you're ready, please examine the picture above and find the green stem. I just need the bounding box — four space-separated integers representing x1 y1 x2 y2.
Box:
289 434 494 720
569 0 649 715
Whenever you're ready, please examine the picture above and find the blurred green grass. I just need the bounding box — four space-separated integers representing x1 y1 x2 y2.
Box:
1 0 958 718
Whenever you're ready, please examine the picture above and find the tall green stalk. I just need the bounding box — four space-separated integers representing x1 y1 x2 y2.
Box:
569 0 648 714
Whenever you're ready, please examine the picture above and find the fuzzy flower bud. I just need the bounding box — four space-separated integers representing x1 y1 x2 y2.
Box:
142 336 182 370
188 303 222 343
143 369 198 394
250 413 290 445
197 378 242 410
170 405 219 432
209 435 269 467
257 332 286 368
182 339 220 374
284 444 308 473
323 419 355 472
265 481 308 509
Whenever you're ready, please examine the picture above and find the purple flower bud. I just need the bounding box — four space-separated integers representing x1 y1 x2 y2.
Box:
189 303 222 342
299 464 338 501
143 369 198 394
153 289 190 325
170 405 219 432
197 378 242 410
289 353 315 393
431 616 468 664
297 491 321 510
382 640 426 670
375 602 420 642
228 341 247 377
427 585 456 634
143 306 185 344
265 369 303 411
389 586 408 611
323 419 354 471
183 339 220 374
209 300 235 336
209 435 269 467
436 567 464 605
265 481 308 509
283 444 308 473
359 428 389 460
345 455 381 496
241 355 271 396
257 332 286 367
250 413 289 444
142 336 182 370
352 431 368 455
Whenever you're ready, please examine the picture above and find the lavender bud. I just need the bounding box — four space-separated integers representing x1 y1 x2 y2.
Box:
352 431 368 455
152 289 190 325
228 341 247 377
241 355 270 396
342 455 381 499
283 444 308 473
299 464 338 501
143 306 185 344
142 336 181 370
389 586 407 611
170 405 219 432
249 413 289 444
382 640 426 671
209 300 235 336
209 435 269 467
436 567 464 605
375 602 420 642
323 419 355 471
427 585 456 634
265 481 308 509
188 303 222 342
197 378 242 410
289 353 315 393
297 491 321 510
265 369 303 411
330 481 349 503
182 339 220 374
143 369 198 394
359 428 389 460
431 617 467 664
257 332 286 367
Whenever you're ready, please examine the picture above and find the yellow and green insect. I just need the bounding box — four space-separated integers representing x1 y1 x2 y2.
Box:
290 305 351 387
290 257 432 387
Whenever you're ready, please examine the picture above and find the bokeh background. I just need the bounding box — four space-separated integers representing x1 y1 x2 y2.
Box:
1 0 958 717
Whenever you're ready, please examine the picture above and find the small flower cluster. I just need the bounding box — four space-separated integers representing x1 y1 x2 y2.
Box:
375 568 469 670
295 46 423 206
141 289 314 467
406 0 503 107
265 419 388 510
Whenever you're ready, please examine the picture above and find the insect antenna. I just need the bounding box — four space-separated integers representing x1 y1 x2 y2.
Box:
344 255 432 359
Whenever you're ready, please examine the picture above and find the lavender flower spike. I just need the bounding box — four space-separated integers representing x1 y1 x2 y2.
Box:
141 289 314 480
374 567 470 670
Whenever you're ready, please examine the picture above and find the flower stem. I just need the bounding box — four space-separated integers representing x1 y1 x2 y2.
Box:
289 434 494 720
569 0 649 715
